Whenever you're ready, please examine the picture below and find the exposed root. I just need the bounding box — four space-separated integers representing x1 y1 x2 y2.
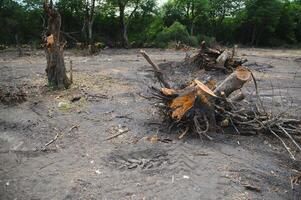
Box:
141 49 301 161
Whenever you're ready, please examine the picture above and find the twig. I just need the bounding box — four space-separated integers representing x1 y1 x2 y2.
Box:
137 92 154 100
69 124 79 132
278 125 301 152
41 133 59 151
249 69 266 113
178 127 189 139
229 117 240 134
269 128 296 160
104 129 129 141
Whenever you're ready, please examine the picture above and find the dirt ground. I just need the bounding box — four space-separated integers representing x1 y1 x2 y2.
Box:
0 48 301 200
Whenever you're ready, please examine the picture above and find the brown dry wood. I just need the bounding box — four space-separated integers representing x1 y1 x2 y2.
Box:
216 51 229 67
214 66 251 97
140 50 171 88
104 129 129 141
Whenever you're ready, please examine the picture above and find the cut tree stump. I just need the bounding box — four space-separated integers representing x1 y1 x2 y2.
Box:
43 0 70 89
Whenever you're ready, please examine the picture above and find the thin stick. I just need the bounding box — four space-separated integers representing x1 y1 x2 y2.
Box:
140 50 171 88
269 128 296 160
41 133 59 151
178 127 189 139
104 129 129 141
229 117 240 134
249 69 265 113
278 125 301 152
69 124 79 132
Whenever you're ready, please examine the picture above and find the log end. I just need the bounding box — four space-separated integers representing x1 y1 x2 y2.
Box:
194 79 217 98
236 66 251 81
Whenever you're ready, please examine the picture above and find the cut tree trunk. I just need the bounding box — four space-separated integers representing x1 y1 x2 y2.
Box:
214 66 251 97
43 1 70 89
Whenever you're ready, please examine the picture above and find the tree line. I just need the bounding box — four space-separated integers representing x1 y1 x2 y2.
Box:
1 0 301 48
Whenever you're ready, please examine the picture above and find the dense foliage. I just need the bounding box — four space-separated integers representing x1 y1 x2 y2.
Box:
0 0 301 47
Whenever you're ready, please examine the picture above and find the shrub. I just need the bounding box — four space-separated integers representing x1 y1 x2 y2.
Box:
154 21 193 47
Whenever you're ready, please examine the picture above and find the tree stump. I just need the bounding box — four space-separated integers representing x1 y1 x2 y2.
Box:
43 1 70 89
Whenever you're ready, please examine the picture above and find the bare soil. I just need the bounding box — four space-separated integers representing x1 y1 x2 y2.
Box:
0 48 301 200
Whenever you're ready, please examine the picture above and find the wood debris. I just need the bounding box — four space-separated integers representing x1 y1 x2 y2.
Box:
184 42 247 73
0 86 27 104
141 49 301 160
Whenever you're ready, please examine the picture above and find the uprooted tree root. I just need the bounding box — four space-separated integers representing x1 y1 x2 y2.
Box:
140 49 301 161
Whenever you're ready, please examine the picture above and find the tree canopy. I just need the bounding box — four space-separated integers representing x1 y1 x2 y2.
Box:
0 0 301 47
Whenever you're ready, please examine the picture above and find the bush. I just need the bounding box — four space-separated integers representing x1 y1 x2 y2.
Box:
154 21 195 47
145 18 165 42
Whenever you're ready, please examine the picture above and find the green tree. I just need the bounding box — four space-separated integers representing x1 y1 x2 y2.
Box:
176 0 208 35
245 0 282 46
208 0 244 35
107 0 148 47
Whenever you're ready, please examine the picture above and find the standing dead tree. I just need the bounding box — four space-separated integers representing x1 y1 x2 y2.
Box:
43 0 71 89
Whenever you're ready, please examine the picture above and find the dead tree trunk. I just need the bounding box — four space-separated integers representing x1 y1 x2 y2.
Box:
43 1 70 89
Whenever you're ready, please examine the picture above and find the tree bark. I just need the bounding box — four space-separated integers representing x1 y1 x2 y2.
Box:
214 66 251 97
44 1 70 89
86 0 95 54
119 3 129 48
140 50 171 88
88 20 94 54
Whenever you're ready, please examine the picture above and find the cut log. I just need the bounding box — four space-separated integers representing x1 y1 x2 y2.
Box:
214 66 251 97
43 0 70 89
216 51 229 67
140 50 171 88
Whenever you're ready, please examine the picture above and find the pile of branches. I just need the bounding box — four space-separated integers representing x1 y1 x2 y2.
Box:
140 50 301 160
0 85 27 104
183 41 247 73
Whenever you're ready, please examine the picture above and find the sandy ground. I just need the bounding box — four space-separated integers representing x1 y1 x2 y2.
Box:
0 48 301 200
